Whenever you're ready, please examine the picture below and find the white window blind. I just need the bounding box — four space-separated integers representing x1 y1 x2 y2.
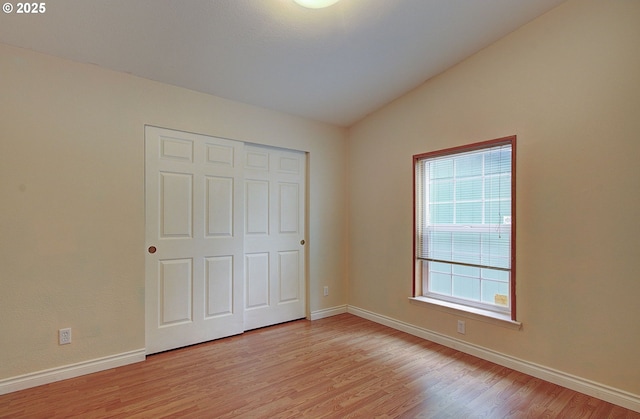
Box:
416 144 512 271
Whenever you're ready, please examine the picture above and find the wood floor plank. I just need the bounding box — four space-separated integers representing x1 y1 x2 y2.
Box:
1 314 638 419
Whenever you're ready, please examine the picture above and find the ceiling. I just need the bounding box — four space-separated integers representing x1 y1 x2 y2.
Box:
0 0 566 127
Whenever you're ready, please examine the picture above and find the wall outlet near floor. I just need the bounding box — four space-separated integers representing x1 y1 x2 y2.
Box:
59 328 72 345
323 286 329 296
457 320 466 335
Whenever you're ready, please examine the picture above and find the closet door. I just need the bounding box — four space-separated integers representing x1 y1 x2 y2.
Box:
243 145 306 330
145 126 244 354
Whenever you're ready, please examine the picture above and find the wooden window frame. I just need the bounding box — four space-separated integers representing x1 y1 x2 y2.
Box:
413 136 517 321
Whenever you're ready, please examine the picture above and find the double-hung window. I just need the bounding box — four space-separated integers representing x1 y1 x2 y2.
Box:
414 136 516 320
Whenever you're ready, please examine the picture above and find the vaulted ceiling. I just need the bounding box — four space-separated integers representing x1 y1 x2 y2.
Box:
0 0 566 126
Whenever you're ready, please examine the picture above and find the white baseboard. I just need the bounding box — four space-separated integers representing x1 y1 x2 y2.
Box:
309 304 348 320
0 349 146 395
347 305 640 413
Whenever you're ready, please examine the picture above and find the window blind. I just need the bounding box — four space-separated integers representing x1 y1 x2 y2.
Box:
416 144 512 271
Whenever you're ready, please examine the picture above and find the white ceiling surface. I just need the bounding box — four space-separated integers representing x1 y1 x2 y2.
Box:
0 0 566 127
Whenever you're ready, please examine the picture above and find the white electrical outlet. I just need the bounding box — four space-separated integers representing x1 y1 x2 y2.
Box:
457 320 466 335
323 286 329 296
59 328 72 345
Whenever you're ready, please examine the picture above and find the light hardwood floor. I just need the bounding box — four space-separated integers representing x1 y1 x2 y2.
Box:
1 314 638 418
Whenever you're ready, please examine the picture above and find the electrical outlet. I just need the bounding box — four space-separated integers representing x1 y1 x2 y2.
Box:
323 286 329 296
59 328 72 345
457 320 466 335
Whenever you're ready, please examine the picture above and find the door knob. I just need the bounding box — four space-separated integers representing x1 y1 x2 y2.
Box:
148 246 157 254
300 240 305 245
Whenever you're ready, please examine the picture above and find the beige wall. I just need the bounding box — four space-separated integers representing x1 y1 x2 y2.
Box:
347 0 640 395
0 43 347 379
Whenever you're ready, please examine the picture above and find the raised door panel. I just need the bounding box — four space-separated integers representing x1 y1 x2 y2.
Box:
160 137 193 162
279 183 299 234
245 180 269 236
160 173 193 238
205 256 233 317
245 252 269 309
278 251 300 303
159 259 193 326
206 176 233 237
206 143 234 166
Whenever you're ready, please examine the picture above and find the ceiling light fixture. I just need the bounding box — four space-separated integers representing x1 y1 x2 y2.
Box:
293 0 341 9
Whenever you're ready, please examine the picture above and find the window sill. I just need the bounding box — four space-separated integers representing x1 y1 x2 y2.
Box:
409 296 522 330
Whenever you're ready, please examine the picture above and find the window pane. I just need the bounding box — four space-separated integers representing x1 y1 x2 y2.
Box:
456 202 482 224
481 268 509 282
430 261 452 273
452 232 481 265
429 272 452 295
485 175 511 200
430 180 453 202
481 280 509 306
452 276 480 300
430 203 453 223
484 200 511 225
427 231 451 261
452 233 481 253
455 178 482 201
454 154 482 178
429 159 453 179
485 149 511 175
481 233 510 269
452 264 480 277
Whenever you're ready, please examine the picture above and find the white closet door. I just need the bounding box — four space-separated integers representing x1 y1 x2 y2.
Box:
243 145 306 330
145 126 244 354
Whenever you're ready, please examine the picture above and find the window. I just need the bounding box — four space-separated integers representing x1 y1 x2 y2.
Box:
414 136 516 320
